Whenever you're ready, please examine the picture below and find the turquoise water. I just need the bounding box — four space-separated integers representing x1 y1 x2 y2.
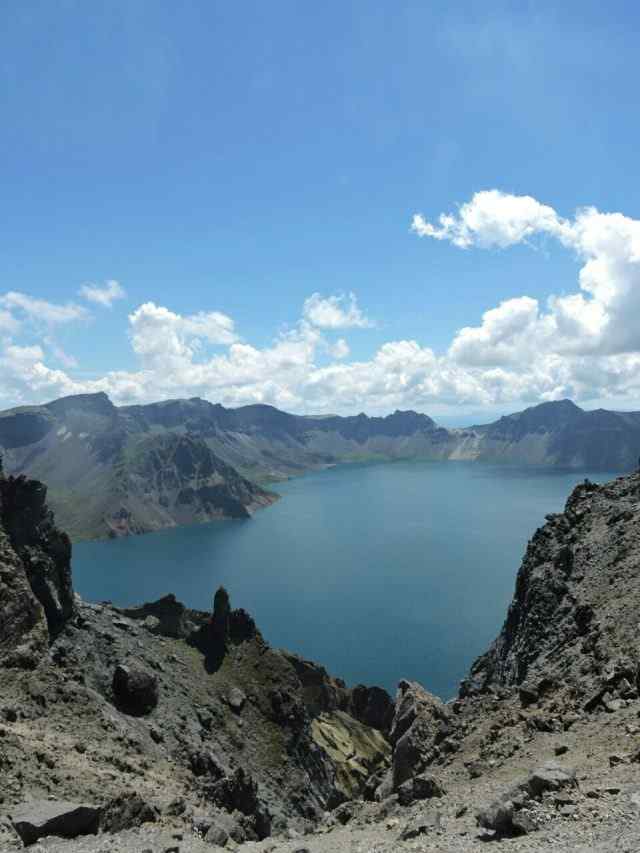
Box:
73 461 615 699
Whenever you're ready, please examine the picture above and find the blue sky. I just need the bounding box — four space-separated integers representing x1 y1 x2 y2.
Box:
2 1 640 420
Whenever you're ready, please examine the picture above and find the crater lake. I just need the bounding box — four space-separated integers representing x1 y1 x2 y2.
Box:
73 461 616 699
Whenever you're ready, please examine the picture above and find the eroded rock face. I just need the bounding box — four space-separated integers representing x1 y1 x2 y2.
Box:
122 594 200 639
0 464 74 665
389 680 453 789
463 474 640 709
1 473 74 635
0 523 47 667
349 684 394 733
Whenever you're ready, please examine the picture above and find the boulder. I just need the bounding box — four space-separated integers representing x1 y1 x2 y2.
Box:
476 799 535 836
476 763 575 837
524 763 577 797
112 664 159 715
10 800 99 845
400 810 441 840
205 824 229 846
397 773 446 806
100 792 159 833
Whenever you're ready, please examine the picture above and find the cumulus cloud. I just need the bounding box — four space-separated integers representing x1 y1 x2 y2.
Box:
302 292 372 329
79 279 126 308
128 302 237 373
3 205 640 417
416 190 640 361
412 190 569 248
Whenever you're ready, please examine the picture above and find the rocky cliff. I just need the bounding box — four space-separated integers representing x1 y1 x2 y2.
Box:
0 459 74 667
0 395 276 539
462 472 640 711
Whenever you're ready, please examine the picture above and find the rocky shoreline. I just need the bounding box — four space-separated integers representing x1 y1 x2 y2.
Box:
1 464 640 850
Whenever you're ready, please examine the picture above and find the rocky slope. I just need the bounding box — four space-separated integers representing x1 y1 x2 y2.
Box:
0 394 276 539
463 471 640 708
3 393 640 541
463 399 640 469
1 466 640 850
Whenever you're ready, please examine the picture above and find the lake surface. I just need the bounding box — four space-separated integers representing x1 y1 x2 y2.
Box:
73 461 615 699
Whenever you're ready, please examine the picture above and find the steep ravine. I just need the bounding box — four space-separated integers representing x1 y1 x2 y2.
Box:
1 467 640 850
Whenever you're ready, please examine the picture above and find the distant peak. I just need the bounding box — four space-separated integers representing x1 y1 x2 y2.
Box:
535 399 582 411
46 391 115 416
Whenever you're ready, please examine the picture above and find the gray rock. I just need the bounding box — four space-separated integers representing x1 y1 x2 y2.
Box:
205 824 229 846
389 680 452 789
400 810 441 840
10 800 100 845
227 686 246 712
112 663 159 715
476 798 536 837
477 763 575 838
397 773 446 805
100 792 159 833
525 763 577 797
477 799 517 835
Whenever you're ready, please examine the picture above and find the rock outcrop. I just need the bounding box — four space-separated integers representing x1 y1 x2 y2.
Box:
0 460 74 666
462 474 640 711
388 680 456 790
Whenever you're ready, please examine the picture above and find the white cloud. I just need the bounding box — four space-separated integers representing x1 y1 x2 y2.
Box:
1 291 89 325
0 309 20 335
79 279 126 308
303 292 372 329
411 189 570 248
4 208 640 417
415 191 640 361
128 302 238 375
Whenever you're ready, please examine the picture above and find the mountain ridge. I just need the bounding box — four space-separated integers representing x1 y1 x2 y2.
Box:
3 392 640 539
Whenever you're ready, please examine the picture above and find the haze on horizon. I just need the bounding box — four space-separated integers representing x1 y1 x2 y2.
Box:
2 1 640 421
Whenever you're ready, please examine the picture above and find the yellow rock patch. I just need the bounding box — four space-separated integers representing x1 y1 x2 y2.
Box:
311 710 391 799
